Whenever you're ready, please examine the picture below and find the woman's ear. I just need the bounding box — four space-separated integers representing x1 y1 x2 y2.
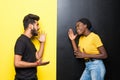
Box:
84 24 87 28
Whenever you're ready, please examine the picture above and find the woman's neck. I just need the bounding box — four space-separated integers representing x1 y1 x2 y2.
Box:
83 29 91 36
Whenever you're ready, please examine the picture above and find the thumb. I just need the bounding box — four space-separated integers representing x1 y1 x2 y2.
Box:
37 58 42 63
75 34 78 37
82 48 86 54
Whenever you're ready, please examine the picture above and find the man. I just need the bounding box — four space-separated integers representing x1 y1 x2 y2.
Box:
14 14 50 80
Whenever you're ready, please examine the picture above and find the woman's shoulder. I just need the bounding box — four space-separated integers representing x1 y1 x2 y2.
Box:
91 32 99 36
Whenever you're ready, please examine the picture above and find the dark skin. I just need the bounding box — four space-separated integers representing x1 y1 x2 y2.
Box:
68 22 108 59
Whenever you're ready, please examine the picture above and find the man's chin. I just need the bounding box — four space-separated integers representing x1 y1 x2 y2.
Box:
32 32 38 36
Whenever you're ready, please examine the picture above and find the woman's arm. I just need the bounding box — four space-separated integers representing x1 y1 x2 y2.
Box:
75 46 108 59
68 28 78 51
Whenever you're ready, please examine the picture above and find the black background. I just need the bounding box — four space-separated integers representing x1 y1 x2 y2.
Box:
57 0 120 80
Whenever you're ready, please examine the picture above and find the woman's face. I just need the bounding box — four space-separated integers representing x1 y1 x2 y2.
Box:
75 21 86 35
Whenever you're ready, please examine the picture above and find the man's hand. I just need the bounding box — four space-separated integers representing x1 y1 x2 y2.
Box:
40 61 50 66
36 59 50 66
38 31 46 43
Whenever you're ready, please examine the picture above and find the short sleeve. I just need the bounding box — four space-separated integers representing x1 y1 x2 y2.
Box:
93 34 103 48
14 39 25 55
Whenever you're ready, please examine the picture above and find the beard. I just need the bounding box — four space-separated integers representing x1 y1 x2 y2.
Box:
31 28 38 36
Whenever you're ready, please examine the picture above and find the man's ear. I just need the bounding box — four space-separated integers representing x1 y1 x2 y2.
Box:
29 24 34 29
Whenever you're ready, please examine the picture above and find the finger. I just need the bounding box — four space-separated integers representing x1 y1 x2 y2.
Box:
69 28 74 33
68 29 70 33
41 61 50 65
83 48 86 53
69 28 72 31
75 34 78 37
78 46 81 52
76 55 80 58
37 58 42 62
74 52 78 55
68 31 70 35
74 50 77 53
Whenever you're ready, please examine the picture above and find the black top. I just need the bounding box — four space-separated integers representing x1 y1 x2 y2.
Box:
14 34 37 79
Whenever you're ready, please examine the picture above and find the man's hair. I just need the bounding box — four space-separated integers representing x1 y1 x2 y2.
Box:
77 18 92 30
23 14 40 30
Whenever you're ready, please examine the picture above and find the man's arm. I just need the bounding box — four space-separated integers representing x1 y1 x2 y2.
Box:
36 33 46 59
14 54 50 68
35 32 50 66
14 55 37 68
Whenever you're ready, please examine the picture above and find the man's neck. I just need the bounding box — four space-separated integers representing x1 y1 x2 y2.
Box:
23 29 32 38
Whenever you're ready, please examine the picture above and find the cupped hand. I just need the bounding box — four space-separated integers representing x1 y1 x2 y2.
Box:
68 28 77 40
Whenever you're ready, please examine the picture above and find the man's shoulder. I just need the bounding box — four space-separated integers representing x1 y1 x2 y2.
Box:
16 34 27 42
16 34 23 40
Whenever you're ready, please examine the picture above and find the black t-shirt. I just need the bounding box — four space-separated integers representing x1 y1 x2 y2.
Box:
14 34 37 79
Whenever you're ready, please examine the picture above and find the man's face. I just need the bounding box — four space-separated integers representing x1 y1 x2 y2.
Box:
31 20 40 36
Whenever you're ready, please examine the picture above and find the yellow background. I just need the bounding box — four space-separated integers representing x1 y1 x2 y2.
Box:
0 0 56 80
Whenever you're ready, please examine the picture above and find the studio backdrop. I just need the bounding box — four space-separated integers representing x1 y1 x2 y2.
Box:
0 0 119 80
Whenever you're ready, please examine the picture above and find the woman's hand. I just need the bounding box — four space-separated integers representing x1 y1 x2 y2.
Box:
74 48 87 58
68 28 77 40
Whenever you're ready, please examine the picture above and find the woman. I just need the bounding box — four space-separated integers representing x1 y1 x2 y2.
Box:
68 18 108 80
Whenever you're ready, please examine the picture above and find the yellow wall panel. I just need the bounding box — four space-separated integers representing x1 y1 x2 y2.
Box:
0 0 56 80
